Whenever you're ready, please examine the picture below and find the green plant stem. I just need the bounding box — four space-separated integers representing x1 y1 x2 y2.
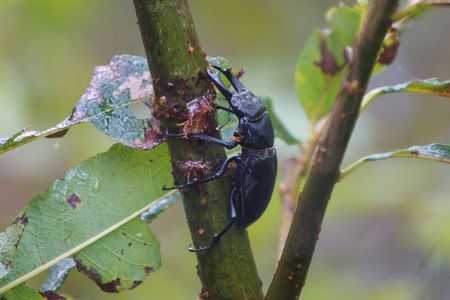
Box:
265 1 399 299
133 1 263 299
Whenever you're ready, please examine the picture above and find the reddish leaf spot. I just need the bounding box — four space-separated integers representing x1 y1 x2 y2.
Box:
131 280 143 289
15 213 28 226
314 39 341 76
40 291 66 300
378 27 400 65
101 278 121 293
198 228 206 236
67 194 81 209
143 266 154 274
75 258 121 293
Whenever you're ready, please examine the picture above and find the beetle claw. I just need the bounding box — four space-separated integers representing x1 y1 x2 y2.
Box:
207 68 233 100
212 66 246 93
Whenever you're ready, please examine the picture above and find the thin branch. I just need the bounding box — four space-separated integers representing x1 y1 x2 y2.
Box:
133 1 263 299
265 1 399 299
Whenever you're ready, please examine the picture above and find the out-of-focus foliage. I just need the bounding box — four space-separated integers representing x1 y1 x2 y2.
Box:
361 78 450 112
340 143 450 181
0 55 162 154
0 0 449 299
295 2 367 121
260 97 299 145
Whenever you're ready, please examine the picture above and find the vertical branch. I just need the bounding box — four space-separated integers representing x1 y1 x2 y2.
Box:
265 1 399 299
133 1 263 299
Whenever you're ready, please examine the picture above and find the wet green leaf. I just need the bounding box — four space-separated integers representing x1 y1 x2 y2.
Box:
296 2 367 121
340 144 450 181
73 218 160 293
361 78 450 113
1 284 64 300
0 216 27 280
0 143 171 293
260 97 299 145
0 55 163 155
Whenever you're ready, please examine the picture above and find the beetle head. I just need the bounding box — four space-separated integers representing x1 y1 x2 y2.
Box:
207 66 266 119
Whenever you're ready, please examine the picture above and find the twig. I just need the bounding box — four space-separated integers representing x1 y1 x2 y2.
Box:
265 1 399 299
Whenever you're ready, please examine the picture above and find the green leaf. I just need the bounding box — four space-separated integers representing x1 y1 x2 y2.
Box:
39 191 178 294
0 216 27 279
296 2 367 121
339 144 450 181
360 78 450 113
206 56 231 70
0 55 163 155
0 143 172 293
73 218 160 293
1 284 66 300
260 97 299 145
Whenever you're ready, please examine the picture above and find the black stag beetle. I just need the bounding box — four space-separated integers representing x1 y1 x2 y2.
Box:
163 66 277 252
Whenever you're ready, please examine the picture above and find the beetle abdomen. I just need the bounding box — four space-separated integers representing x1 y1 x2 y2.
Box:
234 148 277 227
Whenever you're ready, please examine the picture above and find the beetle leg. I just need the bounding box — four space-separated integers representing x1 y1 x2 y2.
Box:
162 155 240 190
165 130 239 149
207 68 233 100
188 188 238 252
213 66 246 93
190 134 239 149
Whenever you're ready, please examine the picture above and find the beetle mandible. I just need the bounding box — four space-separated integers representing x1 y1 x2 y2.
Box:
163 66 277 252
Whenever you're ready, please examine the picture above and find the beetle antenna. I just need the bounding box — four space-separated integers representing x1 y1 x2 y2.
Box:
213 66 246 93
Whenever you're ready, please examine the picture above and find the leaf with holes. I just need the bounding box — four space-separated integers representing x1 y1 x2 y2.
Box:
0 55 163 155
296 2 367 121
0 143 171 294
340 144 450 181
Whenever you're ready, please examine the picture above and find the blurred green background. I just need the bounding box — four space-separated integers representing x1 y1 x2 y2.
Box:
0 0 449 299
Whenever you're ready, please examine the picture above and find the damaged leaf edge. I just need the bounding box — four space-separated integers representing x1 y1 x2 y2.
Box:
0 190 177 295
